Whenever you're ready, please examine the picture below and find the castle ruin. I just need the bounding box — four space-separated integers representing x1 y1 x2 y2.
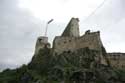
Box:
53 18 103 55
34 18 110 66
34 17 125 68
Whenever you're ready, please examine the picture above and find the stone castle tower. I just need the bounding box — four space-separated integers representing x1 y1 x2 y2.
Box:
62 18 80 37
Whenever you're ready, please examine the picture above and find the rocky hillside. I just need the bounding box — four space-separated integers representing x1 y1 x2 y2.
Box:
0 47 125 83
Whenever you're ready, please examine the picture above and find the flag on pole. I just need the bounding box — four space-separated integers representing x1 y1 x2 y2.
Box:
47 19 54 24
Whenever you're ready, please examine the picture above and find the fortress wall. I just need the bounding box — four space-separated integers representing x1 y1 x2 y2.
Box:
53 36 77 55
76 31 108 65
76 31 103 51
53 31 103 56
107 53 125 68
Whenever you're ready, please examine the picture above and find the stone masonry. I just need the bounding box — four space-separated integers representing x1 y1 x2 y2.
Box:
34 36 50 55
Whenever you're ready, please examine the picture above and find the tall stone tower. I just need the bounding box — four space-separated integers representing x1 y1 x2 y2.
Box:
34 36 50 55
61 18 80 37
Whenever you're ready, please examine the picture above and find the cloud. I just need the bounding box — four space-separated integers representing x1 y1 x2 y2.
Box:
19 0 105 22
0 0 43 71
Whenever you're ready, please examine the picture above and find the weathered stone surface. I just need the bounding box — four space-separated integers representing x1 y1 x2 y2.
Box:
107 53 125 68
34 36 50 55
61 18 80 37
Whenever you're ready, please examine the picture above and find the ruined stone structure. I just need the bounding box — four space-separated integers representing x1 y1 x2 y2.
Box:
53 18 103 54
34 17 124 68
35 36 50 55
107 53 125 68
53 31 102 55
62 18 80 37
52 18 108 65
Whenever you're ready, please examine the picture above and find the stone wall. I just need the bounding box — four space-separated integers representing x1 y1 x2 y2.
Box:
76 31 103 51
53 31 103 55
53 36 77 55
35 36 50 55
107 53 125 68
61 18 80 37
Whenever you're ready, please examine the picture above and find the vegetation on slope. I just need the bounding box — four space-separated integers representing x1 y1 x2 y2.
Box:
0 47 125 83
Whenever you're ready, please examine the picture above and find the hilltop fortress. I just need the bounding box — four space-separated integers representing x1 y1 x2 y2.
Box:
1 18 125 83
34 18 124 68
34 18 109 65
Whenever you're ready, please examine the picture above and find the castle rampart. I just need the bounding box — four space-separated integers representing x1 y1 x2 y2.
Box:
76 31 103 51
53 31 103 55
107 53 125 68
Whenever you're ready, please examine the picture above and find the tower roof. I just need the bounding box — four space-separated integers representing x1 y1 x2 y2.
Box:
61 18 80 37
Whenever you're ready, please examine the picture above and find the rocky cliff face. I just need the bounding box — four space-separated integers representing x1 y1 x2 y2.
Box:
27 46 125 83
0 42 125 83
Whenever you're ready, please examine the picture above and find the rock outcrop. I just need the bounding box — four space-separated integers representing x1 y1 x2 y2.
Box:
28 47 124 83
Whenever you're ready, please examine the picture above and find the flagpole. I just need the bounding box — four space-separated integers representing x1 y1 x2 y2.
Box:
45 23 48 37
44 19 53 37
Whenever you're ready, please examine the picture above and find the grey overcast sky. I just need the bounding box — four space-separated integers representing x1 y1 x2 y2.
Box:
0 0 125 71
